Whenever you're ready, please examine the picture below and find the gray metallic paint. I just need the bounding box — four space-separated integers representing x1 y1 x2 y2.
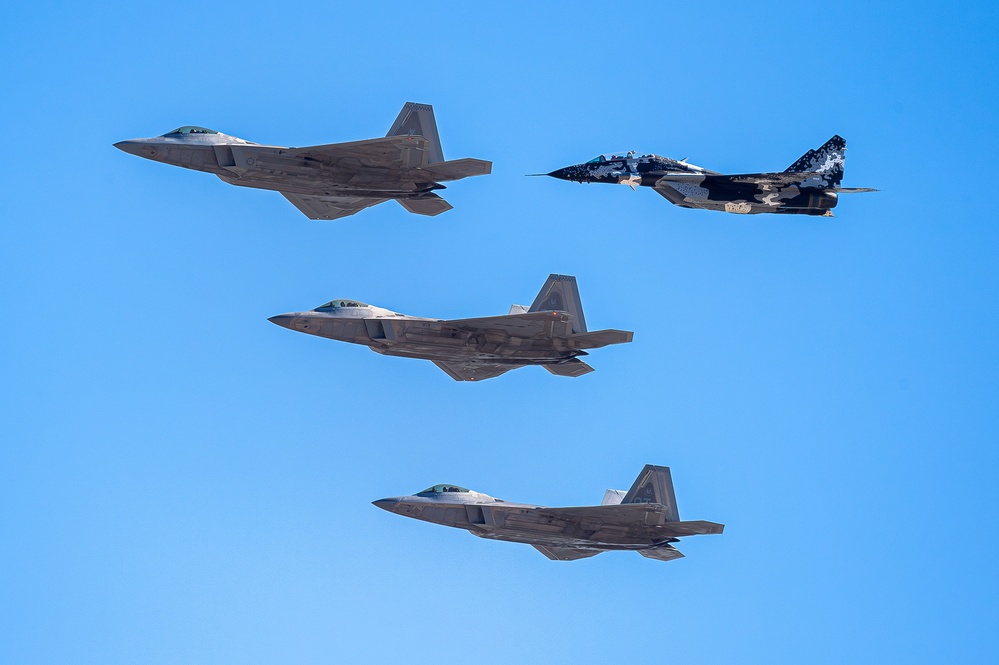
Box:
115 102 491 220
269 275 633 381
374 465 723 562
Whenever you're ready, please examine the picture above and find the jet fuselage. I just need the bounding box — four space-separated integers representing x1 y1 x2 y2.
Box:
373 465 723 561
115 104 492 220
114 132 447 199
268 275 633 381
373 492 679 551
268 305 591 366
544 136 871 216
547 152 712 188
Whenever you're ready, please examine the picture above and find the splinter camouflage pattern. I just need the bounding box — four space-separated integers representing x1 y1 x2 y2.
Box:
373 465 723 562
268 274 633 381
114 102 491 220
544 136 876 217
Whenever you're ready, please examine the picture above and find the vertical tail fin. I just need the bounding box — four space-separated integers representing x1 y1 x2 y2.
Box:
621 465 679 521
784 135 846 187
528 274 587 334
386 102 444 164
601 489 626 505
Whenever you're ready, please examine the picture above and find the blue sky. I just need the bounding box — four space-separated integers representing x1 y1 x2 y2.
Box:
2 2 997 663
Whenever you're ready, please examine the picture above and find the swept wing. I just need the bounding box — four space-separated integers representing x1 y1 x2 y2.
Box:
532 545 603 561
277 139 490 178
532 505 724 537
281 193 389 220
284 135 436 169
441 313 631 346
442 311 577 337
432 360 522 382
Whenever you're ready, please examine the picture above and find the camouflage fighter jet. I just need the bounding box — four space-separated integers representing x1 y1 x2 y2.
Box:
268 274 632 381
114 102 491 220
374 465 723 562
542 136 876 216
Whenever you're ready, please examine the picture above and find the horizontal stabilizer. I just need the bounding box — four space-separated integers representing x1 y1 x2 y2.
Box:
544 359 594 377
834 187 879 193
415 158 492 181
638 546 684 562
397 194 453 216
657 520 725 536
569 329 634 349
533 545 603 561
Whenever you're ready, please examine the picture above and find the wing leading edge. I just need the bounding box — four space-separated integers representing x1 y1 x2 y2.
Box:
532 545 604 561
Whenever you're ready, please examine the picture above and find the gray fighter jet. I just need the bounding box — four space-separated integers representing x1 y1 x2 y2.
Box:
114 102 491 220
543 136 876 216
374 465 723 562
268 274 632 381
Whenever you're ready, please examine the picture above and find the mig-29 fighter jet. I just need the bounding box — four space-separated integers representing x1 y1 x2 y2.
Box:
542 136 875 216
114 102 491 220
268 274 633 381
374 464 723 562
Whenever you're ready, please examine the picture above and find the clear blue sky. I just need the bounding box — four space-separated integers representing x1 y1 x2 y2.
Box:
2 2 997 663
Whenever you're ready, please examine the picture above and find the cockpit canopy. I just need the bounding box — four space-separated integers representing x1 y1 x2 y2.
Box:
163 126 219 136
314 299 369 311
586 151 636 163
418 484 469 495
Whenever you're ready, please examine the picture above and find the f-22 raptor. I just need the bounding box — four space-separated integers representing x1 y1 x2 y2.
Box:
114 102 491 220
374 465 723 562
268 274 633 381
544 136 875 216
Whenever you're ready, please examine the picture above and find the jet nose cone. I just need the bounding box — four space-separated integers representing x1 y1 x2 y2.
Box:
115 139 161 159
269 314 323 333
547 167 572 180
268 314 294 329
113 140 142 156
372 498 401 513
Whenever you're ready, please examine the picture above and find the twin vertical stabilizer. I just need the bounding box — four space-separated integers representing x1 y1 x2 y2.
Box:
602 465 679 518
387 102 445 164
784 135 846 187
528 274 588 333
621 464 680 521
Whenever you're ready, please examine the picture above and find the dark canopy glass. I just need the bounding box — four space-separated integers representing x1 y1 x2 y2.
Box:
418 484 470 494
163 126 219 136
315 300 368 310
